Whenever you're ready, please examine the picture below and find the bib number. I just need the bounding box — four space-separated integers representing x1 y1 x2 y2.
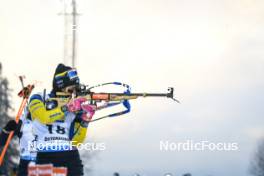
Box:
46 125 66 135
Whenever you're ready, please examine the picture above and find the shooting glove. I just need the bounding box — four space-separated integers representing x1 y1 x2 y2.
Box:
81 103 96 121
78 104 96 128
66 97 87 112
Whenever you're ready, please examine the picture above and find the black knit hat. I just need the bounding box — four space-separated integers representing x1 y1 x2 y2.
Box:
52 63 80 91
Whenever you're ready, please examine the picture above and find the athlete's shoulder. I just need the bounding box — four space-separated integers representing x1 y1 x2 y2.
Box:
29 92 44 103
30 89 52 103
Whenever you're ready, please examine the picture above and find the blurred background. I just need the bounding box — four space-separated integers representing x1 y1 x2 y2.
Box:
0 0 264 175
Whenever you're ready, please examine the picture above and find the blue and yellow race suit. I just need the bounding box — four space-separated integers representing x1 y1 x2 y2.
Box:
28 91 88 152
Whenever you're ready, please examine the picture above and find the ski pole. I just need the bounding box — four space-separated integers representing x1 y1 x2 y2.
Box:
0 77 34 165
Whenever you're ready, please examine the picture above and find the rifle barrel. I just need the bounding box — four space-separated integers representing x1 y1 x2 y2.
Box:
93 92 168 97
124 93 168 97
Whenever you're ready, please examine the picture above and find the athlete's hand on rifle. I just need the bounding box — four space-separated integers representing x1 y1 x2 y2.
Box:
3 120 22 134
66 98 96 127
81 103 96 121
66 97 96 119
66 97 88 112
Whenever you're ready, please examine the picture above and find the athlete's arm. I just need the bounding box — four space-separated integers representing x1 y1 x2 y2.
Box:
28 94 65 124
70 102 96 145
71 122 88 146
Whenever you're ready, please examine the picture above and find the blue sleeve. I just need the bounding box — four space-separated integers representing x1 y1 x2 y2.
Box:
29 94 43 103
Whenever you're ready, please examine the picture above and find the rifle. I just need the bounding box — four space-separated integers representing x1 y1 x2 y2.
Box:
48 82 179 122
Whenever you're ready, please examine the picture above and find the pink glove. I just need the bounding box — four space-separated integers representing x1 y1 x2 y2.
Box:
81 104 96 121
67 97 87 112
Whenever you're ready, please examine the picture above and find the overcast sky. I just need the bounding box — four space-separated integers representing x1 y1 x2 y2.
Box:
1 0 264 175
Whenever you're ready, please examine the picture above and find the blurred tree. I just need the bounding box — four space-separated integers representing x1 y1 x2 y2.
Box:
250 139 264 176
183 173 192 176
0 63 19 175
